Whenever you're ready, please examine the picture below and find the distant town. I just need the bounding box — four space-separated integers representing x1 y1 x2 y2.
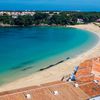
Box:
0 11 60 18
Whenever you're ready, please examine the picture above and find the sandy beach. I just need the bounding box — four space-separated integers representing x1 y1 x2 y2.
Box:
0 23 100 92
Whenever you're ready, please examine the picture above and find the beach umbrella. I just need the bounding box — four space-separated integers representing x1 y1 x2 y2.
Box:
70 73 76 81
74 66 79 72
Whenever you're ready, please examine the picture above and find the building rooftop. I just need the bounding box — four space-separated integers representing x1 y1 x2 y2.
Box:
80 82 100 97
0 81 89 100
75 57 100 97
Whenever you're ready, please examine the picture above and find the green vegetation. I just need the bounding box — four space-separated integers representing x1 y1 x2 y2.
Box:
14 15 33 26
0 12 100 26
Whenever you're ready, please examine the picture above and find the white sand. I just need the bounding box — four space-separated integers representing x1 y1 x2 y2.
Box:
0 23 100 92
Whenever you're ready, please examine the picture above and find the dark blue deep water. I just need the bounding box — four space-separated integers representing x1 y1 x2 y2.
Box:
0 0 100 12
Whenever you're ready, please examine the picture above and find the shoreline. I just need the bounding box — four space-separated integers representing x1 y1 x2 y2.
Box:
0 23 62 27
0 23 100 92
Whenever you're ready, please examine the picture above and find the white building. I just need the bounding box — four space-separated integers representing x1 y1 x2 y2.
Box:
77 18 84 24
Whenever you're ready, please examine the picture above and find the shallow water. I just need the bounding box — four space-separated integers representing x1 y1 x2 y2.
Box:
0 26 98 84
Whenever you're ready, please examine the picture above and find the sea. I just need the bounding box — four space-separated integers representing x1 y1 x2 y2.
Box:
0 26 98 85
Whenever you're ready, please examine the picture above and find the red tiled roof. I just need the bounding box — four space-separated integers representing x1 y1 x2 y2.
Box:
75 57 100 97
0 81 89 100
80 82 100 97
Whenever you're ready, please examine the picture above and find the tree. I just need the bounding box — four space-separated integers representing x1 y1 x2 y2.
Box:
14 15 33 26
33 12 49 24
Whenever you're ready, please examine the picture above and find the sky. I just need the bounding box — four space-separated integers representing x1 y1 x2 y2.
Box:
0 0 100 11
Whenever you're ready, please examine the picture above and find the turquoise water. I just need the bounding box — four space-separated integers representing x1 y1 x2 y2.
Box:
0 26 98 84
